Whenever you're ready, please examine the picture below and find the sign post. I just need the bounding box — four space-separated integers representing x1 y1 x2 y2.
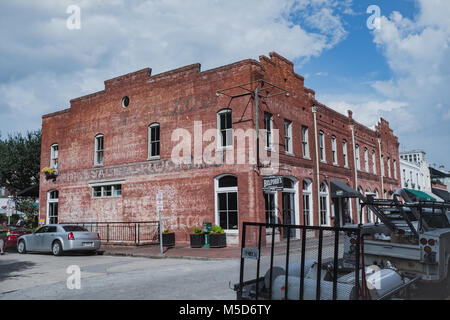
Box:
156 191 164 255
6 197 15 225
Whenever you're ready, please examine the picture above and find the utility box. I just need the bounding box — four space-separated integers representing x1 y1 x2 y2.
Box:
202 222 212 248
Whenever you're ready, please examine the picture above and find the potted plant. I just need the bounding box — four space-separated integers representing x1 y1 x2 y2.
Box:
189 227 205 248
42 167 58 181
209 225 226 248
162 229 175 247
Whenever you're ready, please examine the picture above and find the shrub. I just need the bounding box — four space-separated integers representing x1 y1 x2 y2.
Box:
210 225 224 234
193 227 203 234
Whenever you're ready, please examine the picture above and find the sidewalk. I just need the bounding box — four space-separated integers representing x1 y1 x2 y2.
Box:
101 244 241 260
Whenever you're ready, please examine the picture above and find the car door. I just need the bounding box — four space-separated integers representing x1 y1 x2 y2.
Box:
42 226 58 252
29 226 47 251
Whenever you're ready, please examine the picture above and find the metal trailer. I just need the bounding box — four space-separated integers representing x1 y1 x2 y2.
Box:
234 181 442 300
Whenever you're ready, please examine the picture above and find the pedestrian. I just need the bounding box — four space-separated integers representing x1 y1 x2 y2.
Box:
0 222 8 255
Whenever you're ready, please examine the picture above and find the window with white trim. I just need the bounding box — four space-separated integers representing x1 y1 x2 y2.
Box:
319 182 329 226
50 144 59 169
284 120 292 154
372 151 377 174
217 109 232 148
302 126 310 159
94 135 104 166
264 112 273 149
355 144 361 170
393 159 397 179
364 148 369 172
47 190 59 224
331 136 337 165
92 184 122 198
343 140 348 167
302 179 313 226
381 155 385 177
148 123 160 159
319 131 325 162
387 157 391 178
215 175 238 230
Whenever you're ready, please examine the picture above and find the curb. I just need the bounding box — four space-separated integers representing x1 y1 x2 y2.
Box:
102 251 239 261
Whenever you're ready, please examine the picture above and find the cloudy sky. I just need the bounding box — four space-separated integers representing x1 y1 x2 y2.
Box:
0 0 449 168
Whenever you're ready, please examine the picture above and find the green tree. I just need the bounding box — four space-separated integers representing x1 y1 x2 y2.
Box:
0 130 41 193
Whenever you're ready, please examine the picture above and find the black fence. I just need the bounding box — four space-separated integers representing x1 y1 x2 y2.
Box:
236 222 361 300
62 221 160 245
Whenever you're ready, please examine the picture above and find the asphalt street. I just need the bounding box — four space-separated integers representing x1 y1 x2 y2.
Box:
0 252 240 300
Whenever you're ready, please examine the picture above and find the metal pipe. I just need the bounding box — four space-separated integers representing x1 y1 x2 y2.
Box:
350 125 360 224
378 138 385 199
312 105 321 226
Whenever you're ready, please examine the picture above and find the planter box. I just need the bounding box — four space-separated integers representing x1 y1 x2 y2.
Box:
209 233 227 248
162 232 175 247
45 172 58 181
190 233 205 248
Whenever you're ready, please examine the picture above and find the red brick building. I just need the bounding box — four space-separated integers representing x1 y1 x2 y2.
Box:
39 52 400 244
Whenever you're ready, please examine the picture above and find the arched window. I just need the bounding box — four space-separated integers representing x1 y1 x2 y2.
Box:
319 182 329 226
47 190 59 224
302 179 313 226
148 123 160 159
357 187 364 223
215 175 238 230
217 109 232 148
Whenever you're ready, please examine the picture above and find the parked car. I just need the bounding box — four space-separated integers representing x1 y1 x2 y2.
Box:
5 226 32 251
17 224 101 256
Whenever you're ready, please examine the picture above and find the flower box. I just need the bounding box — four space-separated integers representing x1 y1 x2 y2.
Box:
189 233 205 248
162 232 175 247
209 233 227 248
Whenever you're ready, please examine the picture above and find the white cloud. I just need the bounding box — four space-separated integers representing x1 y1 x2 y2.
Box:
328 0 450 167
0 0 353 134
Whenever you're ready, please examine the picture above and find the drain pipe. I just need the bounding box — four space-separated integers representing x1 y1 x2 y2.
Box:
312 105 321 226
378 138 385 199
350 124 360 224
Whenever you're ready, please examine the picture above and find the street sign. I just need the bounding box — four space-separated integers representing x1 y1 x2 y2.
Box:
156 190 163 211
6 198 15 217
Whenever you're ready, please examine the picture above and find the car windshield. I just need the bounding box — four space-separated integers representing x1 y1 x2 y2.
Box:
62 225 88 232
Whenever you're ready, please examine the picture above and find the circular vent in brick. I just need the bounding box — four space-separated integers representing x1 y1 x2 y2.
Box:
122 96 130 108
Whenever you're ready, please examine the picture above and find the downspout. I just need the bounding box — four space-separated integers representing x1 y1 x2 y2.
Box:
312 105 321 226
378 138 385 199
350 124 360 224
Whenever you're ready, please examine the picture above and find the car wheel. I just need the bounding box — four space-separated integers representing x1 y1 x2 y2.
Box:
17 240 27 254
52 241 63 256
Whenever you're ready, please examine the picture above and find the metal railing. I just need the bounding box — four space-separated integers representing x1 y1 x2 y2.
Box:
236 222 361 300
61 221 160 245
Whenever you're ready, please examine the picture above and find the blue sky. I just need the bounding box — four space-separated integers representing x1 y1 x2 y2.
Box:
0 0 449 169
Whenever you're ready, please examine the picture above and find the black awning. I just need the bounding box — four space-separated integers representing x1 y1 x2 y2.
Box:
330 180 360 199
432 188 450 203
16 185 39 198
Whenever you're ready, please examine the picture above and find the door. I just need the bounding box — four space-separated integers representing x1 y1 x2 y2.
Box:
30 226 47 251
42 226 58 251
282 192 295 238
